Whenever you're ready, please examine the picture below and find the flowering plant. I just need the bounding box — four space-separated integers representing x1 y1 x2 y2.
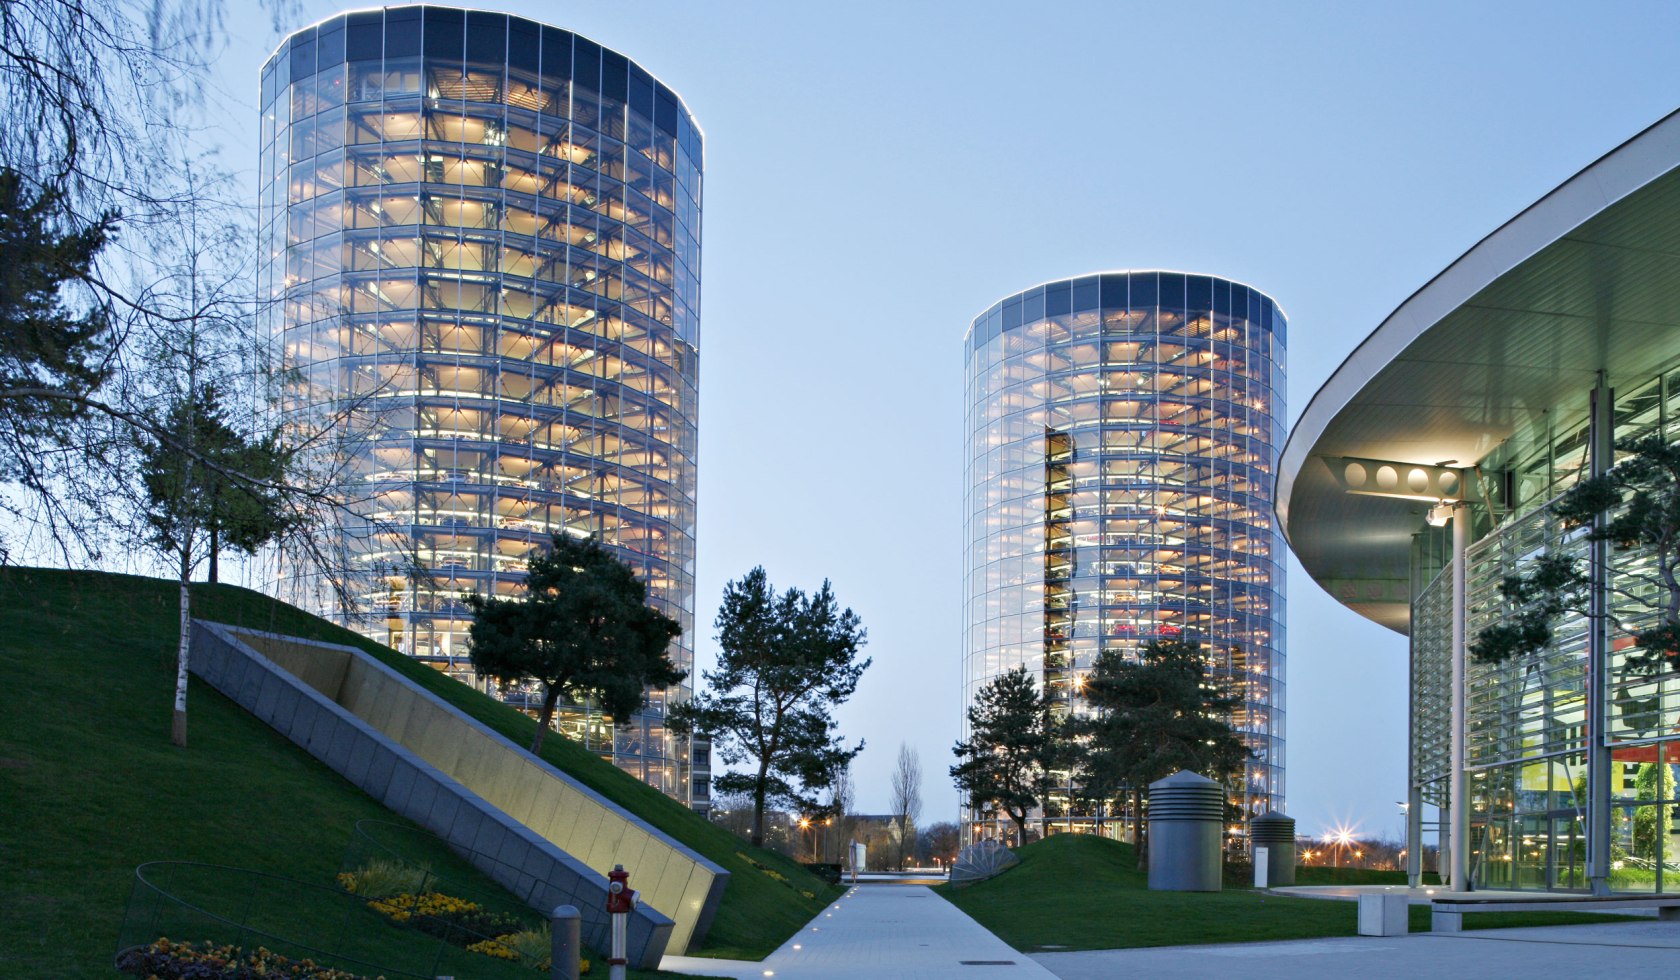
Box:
365 889 526 941
116 938 381 979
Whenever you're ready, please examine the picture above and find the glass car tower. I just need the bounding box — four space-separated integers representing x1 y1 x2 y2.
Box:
962 272 1286 838
258 6 704 805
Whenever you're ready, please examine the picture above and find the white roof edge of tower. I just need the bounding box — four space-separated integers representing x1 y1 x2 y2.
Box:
260 3 707 148
961 269 1288 350
1276 103 1680 537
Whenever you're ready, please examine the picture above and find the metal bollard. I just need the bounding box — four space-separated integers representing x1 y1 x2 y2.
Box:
549 904 581 980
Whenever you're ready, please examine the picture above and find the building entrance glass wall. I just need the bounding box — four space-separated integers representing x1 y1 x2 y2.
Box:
1406 367 1680 892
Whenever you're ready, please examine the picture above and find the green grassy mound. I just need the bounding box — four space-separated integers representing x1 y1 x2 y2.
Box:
0 567 834 976
935 835 1640 951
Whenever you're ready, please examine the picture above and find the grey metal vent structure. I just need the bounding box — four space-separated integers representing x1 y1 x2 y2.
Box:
188 621 731 968
1249 811 1297 886
1147 770 1224 892
949 839 1020 885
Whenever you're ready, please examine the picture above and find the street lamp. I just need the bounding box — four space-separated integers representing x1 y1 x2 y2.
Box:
1322 826 1357 869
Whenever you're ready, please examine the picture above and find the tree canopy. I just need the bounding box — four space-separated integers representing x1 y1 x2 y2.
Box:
464 534 684 753
139 384 293 580
1076 640 1249 787
889 742 923 870
0 167 115 532
1073 639 1250 865
669 566 870 848
139 382 292 746
950 666 1058 847
1472 433 1680 673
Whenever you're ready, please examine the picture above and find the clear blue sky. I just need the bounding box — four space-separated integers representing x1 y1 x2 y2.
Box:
196 0 1680 839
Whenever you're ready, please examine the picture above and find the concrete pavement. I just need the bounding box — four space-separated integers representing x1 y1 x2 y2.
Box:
1032 919 1680 979
662 879 1680 979
1271 883 1556 903
660 883 1058 980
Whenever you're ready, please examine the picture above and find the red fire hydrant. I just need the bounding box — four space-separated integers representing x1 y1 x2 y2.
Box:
606 864 636 980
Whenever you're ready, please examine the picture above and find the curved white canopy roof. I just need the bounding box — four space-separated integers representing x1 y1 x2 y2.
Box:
1278 106 1680 633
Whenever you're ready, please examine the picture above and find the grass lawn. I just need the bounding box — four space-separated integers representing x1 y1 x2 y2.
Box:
936 835 1643 951
0 567 832 976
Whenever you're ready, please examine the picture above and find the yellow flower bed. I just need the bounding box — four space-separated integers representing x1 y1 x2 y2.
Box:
366 890 481 923
466 936 520 961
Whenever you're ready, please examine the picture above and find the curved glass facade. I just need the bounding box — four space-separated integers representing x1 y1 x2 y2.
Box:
258 6 702 803
962 272 1287 835
1409 371 1680 892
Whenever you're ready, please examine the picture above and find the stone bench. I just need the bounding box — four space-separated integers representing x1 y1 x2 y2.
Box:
1432 894 1680 932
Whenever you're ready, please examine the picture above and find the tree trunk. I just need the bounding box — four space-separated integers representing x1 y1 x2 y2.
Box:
751 777 768 848
1012 813 1026 848
1135 789 1149 871
530 685 558 753
172 551 192 748
207 524 219 584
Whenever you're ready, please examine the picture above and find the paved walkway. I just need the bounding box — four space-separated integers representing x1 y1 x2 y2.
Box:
662 881 1680 979
1271 883 1551 904
1031 920 1680 979
660 884 1058 980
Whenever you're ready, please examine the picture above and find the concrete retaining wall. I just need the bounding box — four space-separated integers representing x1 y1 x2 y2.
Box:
190 621 730 966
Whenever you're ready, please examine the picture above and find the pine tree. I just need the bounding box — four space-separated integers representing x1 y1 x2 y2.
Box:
465 534 684 754
950 666 1057 847
669 567 870 848
1074 639 1250 867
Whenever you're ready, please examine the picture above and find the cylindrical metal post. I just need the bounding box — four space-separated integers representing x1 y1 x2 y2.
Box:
1450 501 1470 891
1587 382 1614 895
610 913 627 980
1438 802 1451 880
1406 787 1423 887
549 905 580 980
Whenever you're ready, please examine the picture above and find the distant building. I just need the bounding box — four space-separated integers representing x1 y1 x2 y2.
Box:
260 6 705 806
962 272 1287 838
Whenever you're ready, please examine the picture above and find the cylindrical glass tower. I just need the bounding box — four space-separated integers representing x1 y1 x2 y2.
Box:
962 272 1286 836
258 6 703 804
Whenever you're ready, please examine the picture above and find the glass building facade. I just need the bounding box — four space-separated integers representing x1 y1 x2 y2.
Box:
258 6 704 804
962 272 1287 838
1409 372 1680 891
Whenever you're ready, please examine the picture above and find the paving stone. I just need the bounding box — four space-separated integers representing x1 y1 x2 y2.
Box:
660 884 1059 980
